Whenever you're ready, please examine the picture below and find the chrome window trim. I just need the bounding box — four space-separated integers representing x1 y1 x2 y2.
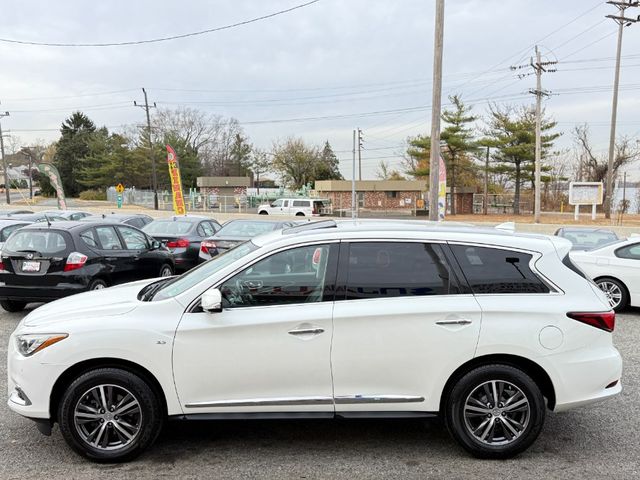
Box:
185 396 333 409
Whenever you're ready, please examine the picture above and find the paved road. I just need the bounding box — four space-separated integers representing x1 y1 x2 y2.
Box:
1 307 639 479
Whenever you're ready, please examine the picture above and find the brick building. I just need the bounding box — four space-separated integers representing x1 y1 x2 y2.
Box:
196 176 251 197
314 180 427 212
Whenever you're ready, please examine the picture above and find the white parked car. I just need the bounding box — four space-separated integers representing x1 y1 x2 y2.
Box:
257 198 327 217
7 221 621 462
571 237 640 311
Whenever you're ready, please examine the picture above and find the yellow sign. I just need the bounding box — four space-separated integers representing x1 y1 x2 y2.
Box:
116 183 125 193
166 145 186 215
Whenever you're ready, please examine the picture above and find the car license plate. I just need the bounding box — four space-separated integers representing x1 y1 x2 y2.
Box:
22 261 41 272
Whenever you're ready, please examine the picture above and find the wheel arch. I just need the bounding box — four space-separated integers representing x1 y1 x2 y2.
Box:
439 354 556 412
49 357 168 423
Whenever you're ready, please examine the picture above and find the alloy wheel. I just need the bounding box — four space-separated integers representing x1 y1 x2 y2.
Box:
73 384 142 451
597 281 622 309
463 380 530 446
160 266 172 277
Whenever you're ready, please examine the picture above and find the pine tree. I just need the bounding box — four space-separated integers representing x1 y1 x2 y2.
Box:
53 112 96 197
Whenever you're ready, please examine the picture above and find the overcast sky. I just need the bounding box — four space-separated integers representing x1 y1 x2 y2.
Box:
1 0 639 179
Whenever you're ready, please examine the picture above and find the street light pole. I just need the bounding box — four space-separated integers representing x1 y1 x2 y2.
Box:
0 110 10 204
429 0 445 221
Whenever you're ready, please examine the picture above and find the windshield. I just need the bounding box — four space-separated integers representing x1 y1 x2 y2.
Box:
218 221 278 237
143 220 193 235
151 241 259 301
562 230 619 250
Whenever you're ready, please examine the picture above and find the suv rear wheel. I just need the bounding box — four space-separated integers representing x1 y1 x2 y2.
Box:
58 368 164 462
444 364 545 459
89 278 108 291
0 300 26 312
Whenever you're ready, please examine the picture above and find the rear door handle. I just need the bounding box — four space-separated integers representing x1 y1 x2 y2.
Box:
288 327 325 336
436 319 473 326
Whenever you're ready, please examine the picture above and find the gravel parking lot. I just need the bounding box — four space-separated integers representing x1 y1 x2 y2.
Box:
1 306 639 480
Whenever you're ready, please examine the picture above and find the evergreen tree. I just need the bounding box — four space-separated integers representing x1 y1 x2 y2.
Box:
486 105 560 214
53 112 96 197
316 141 343 181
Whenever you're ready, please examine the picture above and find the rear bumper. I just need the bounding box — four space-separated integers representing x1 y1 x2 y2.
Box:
172 251 199 271
0 282 88 302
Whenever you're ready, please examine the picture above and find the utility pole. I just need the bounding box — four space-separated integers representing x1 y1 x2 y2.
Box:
513 46 556 223
357 128 363 181
20 147 34 199
483 146 490 215
351 129 357 219
429 0 445 221
134 88 158 210
0 110 10 204
605 0 638 219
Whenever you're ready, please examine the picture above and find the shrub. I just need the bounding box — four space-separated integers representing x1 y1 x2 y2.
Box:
79 189 107 201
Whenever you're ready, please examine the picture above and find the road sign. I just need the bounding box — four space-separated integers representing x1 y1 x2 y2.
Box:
117 193 123 209
116 183 125 194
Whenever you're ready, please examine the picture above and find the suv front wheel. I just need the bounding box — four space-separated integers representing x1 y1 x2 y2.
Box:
58 367 164 462
444 364 545 459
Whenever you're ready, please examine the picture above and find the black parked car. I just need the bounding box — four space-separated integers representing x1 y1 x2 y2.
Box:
0 221 174 312
0 219 33 250
80 213 154 229
143 215 221 272
0 212 66 223
199 219 294 262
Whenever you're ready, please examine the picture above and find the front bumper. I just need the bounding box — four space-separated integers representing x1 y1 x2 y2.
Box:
7 334 68 419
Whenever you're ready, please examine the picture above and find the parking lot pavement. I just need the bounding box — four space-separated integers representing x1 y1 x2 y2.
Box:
1 308 639 480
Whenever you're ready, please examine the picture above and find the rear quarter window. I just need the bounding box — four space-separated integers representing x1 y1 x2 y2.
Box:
450 244 550 294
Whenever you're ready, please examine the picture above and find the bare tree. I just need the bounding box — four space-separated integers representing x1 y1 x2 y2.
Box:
573 124 640 205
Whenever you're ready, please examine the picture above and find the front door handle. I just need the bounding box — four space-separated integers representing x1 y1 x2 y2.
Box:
436 319 473 326
288 327 325 336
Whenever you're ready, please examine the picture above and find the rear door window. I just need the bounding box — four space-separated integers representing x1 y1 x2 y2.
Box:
4 230 69 254
95 226 124 250
449 244 550 294
344 242 458 300
79 229 99 248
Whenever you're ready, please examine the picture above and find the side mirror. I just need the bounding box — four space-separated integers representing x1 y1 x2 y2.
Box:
201 288 223 313
151 240 161 250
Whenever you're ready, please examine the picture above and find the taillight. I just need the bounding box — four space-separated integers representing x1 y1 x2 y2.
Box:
200 240 216 254
64 252 88 272
167 238 190 248
0 260 5 272
567 311 615 332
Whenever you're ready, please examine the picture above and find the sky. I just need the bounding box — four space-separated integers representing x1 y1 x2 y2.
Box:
1 0 639 180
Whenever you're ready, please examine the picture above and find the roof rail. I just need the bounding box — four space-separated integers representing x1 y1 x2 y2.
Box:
282 219 337 235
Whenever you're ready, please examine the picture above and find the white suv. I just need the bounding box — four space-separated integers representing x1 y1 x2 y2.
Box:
7 220 621 462
257 198 326 216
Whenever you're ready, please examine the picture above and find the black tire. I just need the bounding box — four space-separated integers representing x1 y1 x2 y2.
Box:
595 277 628 312
444 364 545 459
159 263 173 277
258 210 268 215
295 212 305 217
0 300 26 312
58 367 164 462
88 278 108 291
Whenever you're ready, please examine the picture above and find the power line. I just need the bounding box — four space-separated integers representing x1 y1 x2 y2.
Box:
0 0 321 47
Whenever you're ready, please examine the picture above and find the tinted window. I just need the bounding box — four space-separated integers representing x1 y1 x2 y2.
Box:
345 242 456 300
126 217 145 228
292 200 309 207
79 229 99 248
143 220 193 235
1 224 26 242
615 243 640 260
95 226 124 250
220 244 335 308
218 221 278 237
197 222 215 237
118 226 149 250
4 230 68 254
450 245 549 294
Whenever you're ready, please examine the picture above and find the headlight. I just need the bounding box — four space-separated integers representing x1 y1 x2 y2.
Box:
15 333 68 357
